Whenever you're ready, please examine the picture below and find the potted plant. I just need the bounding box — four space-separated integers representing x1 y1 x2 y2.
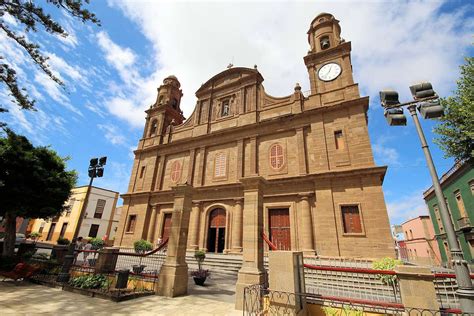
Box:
133 239 152 274
57 237 71 245
29 232 41 244
191 250 210 286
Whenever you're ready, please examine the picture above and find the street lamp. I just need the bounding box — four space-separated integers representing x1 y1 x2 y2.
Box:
57 156 107 282
379 83 474 313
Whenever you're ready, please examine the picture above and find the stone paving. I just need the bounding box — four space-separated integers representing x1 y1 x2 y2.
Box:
0 273 241 315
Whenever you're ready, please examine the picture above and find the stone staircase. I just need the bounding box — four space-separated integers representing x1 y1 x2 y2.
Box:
185 252 243 276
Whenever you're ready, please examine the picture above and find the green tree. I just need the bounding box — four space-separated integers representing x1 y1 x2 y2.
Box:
0 129 76 257
0 0 100 116
434 57 474 161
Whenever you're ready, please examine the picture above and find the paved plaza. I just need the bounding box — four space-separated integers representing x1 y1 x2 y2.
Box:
0 273 241 315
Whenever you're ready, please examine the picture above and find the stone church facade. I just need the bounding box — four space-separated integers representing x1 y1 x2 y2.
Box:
115 13 394 259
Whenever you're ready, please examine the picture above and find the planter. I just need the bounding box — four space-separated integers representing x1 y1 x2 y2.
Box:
132 265 146 274
193 276 207 286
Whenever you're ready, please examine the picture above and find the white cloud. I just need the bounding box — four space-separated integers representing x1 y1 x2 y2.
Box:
92 161 131 195
47 53 90 90
104 97 146 128
105 0 471 127
372 135 400 166
98 123 128 146
386 190 429 225
96 31 138 81
34 72 83 116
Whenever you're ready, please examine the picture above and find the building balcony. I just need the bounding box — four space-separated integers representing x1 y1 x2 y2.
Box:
457 217 472 232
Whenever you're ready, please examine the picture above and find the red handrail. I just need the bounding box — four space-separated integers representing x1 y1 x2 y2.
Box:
434 272 474 279
262 233 277 251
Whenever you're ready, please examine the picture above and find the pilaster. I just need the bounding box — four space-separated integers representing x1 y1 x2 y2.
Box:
231 198 244 252
157 184 193 297
235 176 267 310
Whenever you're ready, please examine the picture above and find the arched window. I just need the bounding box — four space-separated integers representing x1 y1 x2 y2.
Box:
170 161 181 183
149 120 158 136
269 143 284 170
171 98 178 109
214 152 227 178
158 95 164 104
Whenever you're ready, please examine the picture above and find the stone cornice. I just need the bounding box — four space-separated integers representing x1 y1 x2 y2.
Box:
120 165 387 199
134 96 369 156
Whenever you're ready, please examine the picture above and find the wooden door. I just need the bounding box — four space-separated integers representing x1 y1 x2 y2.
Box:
161 213 172 241
207 208 226 253
269 208 291 250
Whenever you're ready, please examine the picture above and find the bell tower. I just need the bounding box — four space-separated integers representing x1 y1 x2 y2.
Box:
304 13 360 104
143 75 185 144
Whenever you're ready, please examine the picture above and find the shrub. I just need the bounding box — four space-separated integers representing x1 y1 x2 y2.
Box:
194 250 206 270
29 232 41 239
133 239 153 254
322 306 363 316
69 274 109 289
90 238 105 250
57 237 70 245
372 257 402 286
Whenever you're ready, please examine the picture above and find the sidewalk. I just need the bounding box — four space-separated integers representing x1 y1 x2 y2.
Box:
0 273 241 315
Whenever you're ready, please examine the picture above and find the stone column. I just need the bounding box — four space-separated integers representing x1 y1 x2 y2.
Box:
298 194 314 253
157 184 193 297
394 265 440 310
268 251 306 315
235 177 267 310
231 198 243 252
147 204 159 243
187 201 201 251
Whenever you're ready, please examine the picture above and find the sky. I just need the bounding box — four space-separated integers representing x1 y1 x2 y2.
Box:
1 0 473 227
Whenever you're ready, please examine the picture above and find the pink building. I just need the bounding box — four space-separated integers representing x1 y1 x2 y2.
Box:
401 216 442 266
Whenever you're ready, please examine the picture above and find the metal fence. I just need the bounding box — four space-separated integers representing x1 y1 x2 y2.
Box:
243 284 459 316
303 258 402 308
26 240 168 301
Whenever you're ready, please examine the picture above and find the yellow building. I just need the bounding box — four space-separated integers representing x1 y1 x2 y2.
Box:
30 186 120 244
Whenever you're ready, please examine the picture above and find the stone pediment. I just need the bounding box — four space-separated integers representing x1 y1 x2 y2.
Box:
195 67 264 97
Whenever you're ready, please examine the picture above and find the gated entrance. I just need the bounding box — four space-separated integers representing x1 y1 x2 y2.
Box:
268 208 291 250
207 208 226 253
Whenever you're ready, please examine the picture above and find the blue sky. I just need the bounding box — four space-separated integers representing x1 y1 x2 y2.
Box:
1 1 472 226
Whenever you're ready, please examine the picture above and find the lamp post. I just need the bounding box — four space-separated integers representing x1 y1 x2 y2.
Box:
57 156 107 282
379 84 474 313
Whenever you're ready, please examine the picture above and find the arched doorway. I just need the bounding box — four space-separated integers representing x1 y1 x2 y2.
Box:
207 208 226 253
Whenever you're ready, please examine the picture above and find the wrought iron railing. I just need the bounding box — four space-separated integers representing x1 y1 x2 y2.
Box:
243 284 454 315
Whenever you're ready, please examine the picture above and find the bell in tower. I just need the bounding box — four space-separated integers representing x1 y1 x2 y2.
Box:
142 75 186 145
155 75 184 114
307 13 342 54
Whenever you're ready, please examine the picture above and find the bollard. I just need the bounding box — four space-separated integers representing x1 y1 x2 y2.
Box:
116 269 129 289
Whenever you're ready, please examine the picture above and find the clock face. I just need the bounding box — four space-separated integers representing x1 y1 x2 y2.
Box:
318 63 342 82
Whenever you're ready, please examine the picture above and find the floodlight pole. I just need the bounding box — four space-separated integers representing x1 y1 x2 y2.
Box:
407 105 474 312
57 158 105 283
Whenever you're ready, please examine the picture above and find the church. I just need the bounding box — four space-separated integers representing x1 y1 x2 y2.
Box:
114 13 394 259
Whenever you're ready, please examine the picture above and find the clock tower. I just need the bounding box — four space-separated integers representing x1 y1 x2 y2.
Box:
304 13 360 105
